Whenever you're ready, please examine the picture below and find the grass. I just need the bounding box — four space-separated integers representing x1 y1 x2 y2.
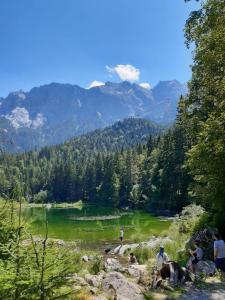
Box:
73 290 92 300
144 287 185 300
133 246 156 264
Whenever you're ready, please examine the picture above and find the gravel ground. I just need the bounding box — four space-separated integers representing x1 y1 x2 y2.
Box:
181 278 225 300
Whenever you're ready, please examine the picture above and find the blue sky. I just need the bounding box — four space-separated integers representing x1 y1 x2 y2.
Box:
0 0 199 97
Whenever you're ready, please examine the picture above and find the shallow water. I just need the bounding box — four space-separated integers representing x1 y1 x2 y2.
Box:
23 206 171 249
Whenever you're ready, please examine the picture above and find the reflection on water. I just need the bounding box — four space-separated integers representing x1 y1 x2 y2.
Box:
23 206 171 248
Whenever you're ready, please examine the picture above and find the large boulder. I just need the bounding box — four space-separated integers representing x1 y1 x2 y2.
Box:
114 243 139 255
195 260 216 276
104 258 126 272
113 237 172 256
102 271 145 300
128 264 149 284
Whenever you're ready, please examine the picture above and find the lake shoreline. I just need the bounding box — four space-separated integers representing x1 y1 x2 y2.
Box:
23 205 171 245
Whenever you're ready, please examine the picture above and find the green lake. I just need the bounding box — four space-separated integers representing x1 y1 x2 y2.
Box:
23 206 171 249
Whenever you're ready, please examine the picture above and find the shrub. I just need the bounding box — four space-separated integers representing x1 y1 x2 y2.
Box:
33 190 48 203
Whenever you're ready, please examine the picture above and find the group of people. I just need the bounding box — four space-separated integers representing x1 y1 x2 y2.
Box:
155 233 225 276
120 227 225 276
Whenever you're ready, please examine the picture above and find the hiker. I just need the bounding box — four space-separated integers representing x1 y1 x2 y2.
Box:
119 227 124 245
187 241 203 273
129 252 137 265
156 245 169 271
213 233 225 276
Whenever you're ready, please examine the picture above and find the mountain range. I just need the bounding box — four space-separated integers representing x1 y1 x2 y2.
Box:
0 80 187 152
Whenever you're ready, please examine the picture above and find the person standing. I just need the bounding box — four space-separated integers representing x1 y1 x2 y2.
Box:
156 245 169 271
213 233 225 276
119 227 124 245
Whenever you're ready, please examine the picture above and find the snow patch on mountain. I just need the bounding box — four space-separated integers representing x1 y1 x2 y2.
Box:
5 107 45 129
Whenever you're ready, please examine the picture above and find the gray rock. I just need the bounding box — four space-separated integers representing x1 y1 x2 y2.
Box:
195 260 216 275
102 271 145 300
128 264 149 283
85 274 102 288
104 258 126 272
89 287 99 295
97 270 106 280
113 237 172 256
82 255 89 262
114 243 139 255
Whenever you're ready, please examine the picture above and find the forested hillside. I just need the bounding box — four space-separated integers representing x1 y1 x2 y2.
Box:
0 117 189 213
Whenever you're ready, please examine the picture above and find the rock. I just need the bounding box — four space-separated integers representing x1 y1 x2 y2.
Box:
195 260 216 276
128 264 149 284
102 271 145 300
114 243 139 255
53 239 65 246
82 255 89 262
97 270 106 280
113 237 172 256
89 287 99 295
91 295 108 300
85 274 102 288
104 258 126 272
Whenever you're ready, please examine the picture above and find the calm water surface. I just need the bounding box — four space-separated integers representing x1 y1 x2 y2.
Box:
23 206 171 249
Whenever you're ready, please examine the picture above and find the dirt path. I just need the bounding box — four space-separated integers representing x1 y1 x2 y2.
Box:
181 278 225 300
181 289 225 300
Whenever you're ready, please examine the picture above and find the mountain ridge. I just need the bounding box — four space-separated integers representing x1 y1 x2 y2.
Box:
0 80 187 152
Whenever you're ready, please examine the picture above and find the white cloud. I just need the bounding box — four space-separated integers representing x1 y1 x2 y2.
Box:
106 64 140 82
139 82 151 90
88 80 105 89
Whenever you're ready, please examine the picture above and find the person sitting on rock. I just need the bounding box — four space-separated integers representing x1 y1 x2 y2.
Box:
187 241 203 273
156 245 169 271
129 252 137 265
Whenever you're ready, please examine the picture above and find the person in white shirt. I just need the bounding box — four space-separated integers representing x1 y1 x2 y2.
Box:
119 227 124 245
156 245 169 271
213 233 225 276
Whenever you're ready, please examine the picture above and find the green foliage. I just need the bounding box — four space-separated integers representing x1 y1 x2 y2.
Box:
165 204 205 263
133 246 155 264
88 256 104 275
0 199 83 300
182 0 225 232
33 190 48 203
